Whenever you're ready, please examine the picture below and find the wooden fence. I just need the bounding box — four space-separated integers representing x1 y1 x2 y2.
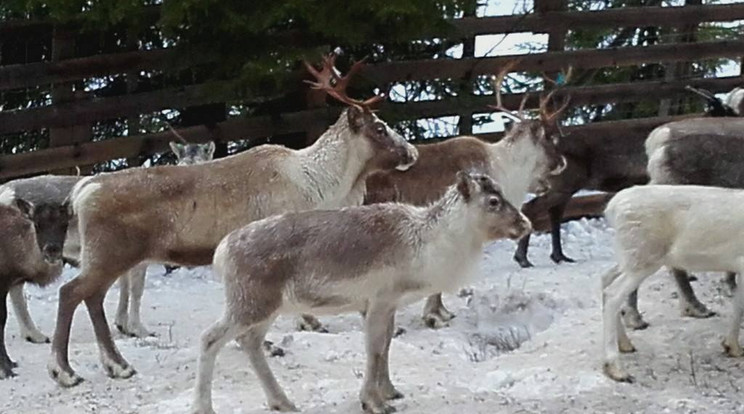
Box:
0 2 743 182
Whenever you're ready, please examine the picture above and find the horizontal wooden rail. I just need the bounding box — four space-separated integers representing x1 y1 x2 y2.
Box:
0 81 236 134
452 3 744 36
362 40 744 84
386 76 742 120
0 112 692 180
0 48 214 91
0 69 738 135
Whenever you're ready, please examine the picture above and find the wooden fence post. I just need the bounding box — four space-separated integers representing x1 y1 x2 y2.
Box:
456 1 477 135
49 26 92 175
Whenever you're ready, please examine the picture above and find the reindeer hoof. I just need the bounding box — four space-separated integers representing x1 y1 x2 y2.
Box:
621 308 649 331
618 340 636 354
0 366 16 380
268 399 299 412
361 401 396 414
48 362 84 388
262 340 286 357
550 252 575 264
423 314 449 329
602 362 634 383
102 360 136 379
513 255 534 268
380 386 404 401
22 330 50 344
682 304 716 319
722 338 744 357
296 316 328 333
189 405 216 414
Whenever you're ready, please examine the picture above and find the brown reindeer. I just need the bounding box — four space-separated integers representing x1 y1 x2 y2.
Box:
191 171 532 414
364 62 567 328
47 54 418 387
0 189 70 379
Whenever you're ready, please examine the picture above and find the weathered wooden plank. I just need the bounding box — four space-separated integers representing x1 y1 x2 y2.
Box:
0 112 692 180
362 40 744 84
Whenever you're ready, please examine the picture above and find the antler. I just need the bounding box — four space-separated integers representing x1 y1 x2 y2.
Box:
539 66 573 124
488 59 528 121
164 120 189 144
303 53 384 110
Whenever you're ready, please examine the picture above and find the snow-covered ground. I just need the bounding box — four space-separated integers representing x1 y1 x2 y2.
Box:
3 218 744 413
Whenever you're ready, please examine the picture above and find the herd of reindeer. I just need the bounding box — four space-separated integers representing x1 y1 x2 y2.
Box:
2 52 744 413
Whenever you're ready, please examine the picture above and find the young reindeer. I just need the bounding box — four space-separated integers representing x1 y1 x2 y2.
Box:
363 61 567 328
0 189 70 379
620 117 744 330
48 53 418 387
191 171 531 414
4 140 216 344
602 184 744 383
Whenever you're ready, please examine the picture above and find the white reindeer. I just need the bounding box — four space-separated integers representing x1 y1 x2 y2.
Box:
602 184 744 382
191 171 531 414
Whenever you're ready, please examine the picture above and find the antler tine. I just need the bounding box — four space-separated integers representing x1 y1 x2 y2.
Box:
488 59 525 120
517 93 529 119
304 53 384 110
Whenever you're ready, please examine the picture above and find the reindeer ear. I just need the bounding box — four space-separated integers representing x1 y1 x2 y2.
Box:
169 141 185 159
347 106 369 132
205 141 216 159
456 171 476 201
14 198 34 219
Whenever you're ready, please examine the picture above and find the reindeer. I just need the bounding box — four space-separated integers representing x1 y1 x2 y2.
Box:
619 117 744 330
190 171 531 414
0 189 71 379
46 53 418 387
4 141 215 345
362 61 567 328
514 86 744 268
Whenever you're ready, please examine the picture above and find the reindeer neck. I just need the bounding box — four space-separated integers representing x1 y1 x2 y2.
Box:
298 121 370 209
488 137 539 206
421 188 486 249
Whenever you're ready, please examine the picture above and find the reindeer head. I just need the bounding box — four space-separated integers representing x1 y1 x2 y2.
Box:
304 53 418 172
456 171 532 240
2 193 71 264
170 141 216 165
490 61 569 195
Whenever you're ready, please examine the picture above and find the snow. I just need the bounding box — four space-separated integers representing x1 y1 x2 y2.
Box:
4 218 744 413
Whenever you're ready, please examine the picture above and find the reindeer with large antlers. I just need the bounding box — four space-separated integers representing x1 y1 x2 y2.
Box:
513 67 651 268
364 61 567 328
46 53 418 387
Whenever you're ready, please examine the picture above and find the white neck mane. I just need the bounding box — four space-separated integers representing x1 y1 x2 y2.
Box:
487 135 541 206
297 112 372 209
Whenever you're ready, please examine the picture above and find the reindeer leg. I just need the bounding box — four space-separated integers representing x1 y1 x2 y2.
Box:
360 300 397 414
86 284 136 379
724 272 738 297
548 201 575 264
621 289 649 330
191 318 241 414
673 268 716 319
114 272 131 334
125 264 153 338
513 234 534 268
48 276 89 386
723 271 744 357
236 319 297 412
0 285 16 379
295 314 328 333
421 294 454 329
9 283 49 343
378 311 403 401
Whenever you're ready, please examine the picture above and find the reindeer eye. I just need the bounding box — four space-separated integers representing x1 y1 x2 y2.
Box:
376 125 386 135
487 197 500 208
